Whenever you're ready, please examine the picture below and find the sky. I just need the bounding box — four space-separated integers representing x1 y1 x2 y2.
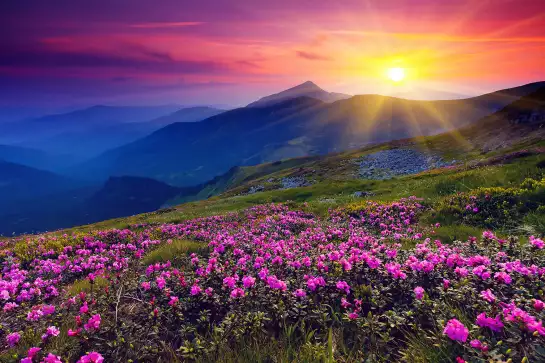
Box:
1 0 544 109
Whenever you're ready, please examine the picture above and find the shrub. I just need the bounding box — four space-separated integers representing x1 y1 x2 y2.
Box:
432 177 545 230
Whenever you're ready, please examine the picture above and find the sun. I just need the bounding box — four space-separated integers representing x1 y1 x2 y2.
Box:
387 67 406 82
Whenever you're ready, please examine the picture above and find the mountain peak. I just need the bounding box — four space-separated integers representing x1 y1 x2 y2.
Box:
247 81 350 108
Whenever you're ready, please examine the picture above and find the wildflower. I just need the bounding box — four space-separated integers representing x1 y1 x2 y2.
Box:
480 289 496 303
294 289 307 298
336 280 350 294
190 284 202 295
6 332 21 347
443 319 469 342
205 287 214 297
68 328 81 336
242 276 256 288
494 271 512 284
3 302 18 312
47 326 60 337
79 302 89 314
414 286 424 300
470 339 488 352
141 281 151 290
168 296 179 306
223 276 237 289
84 314 101 331
230 288 245 298
443 279 450 289
348 312 359 320
456 357 466 363
28 347 41 357
78 352 104 363
534 299 545 312
530 235 545 249
43 353 63 363
476 313 504 332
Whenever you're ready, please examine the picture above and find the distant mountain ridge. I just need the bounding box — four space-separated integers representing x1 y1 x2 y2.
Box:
0 105 224 158
3 82 545 235
74 81 545 186
247 81 351 108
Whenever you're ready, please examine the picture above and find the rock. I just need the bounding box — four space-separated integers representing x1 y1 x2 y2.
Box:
358 148 454 180
353 191 374 198
280 177 312 189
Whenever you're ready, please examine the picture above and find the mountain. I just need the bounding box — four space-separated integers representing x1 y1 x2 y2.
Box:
0 105 225 158
75 82 544 187
0 144 78 170
450 86 545 151
247 81 351 108
85 176 183 221
0 160 82 203
149 106 225 126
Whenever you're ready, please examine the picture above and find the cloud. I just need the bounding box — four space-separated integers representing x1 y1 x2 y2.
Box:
129 22 204 28
0 46 226 74
296 50 331 61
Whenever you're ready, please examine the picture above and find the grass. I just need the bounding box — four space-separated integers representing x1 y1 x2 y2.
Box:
429 225 483 244
67 276 109 295
46 145 545 241
142 239 205 265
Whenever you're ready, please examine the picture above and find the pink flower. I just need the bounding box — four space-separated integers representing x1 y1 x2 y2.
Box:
28 347 41 357
267 275 287 291
456 357 466 363
443 319 469 342
190 284 202 295
223 276 237 289
141 281 151 291
348 312 359 320
79 302 89 314
442 279 450 289
230 288 245 298
68 328 82 336
168 296 179 306
205 287 214 297
84 314 101 331
242 276 256 288
480 289 496 303
46 326 60 337
414 286 424 300
294 289 307 298
530 235 545 249
470 339 488 352
534 299 545 312
156 276 166 290
475 312 504 332
494 271 512 284
78 352 104 363
6 332 21 347
336 280 350 294
43 353 63 363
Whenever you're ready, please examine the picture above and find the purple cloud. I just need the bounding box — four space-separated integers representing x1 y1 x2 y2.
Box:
296 51 331 61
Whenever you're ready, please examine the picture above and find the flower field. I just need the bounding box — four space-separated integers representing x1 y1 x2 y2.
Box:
1 197 545 362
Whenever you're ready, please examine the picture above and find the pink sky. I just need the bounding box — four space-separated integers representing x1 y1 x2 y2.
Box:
0 0 544 106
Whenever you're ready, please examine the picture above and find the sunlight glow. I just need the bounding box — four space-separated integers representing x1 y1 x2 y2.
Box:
387 67 406 82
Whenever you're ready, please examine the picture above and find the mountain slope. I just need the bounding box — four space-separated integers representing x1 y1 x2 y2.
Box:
76 82 544 187
0 160 82 202
150 106 225 126
450 85 545 151
85 176 183 221
247 81 351 107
